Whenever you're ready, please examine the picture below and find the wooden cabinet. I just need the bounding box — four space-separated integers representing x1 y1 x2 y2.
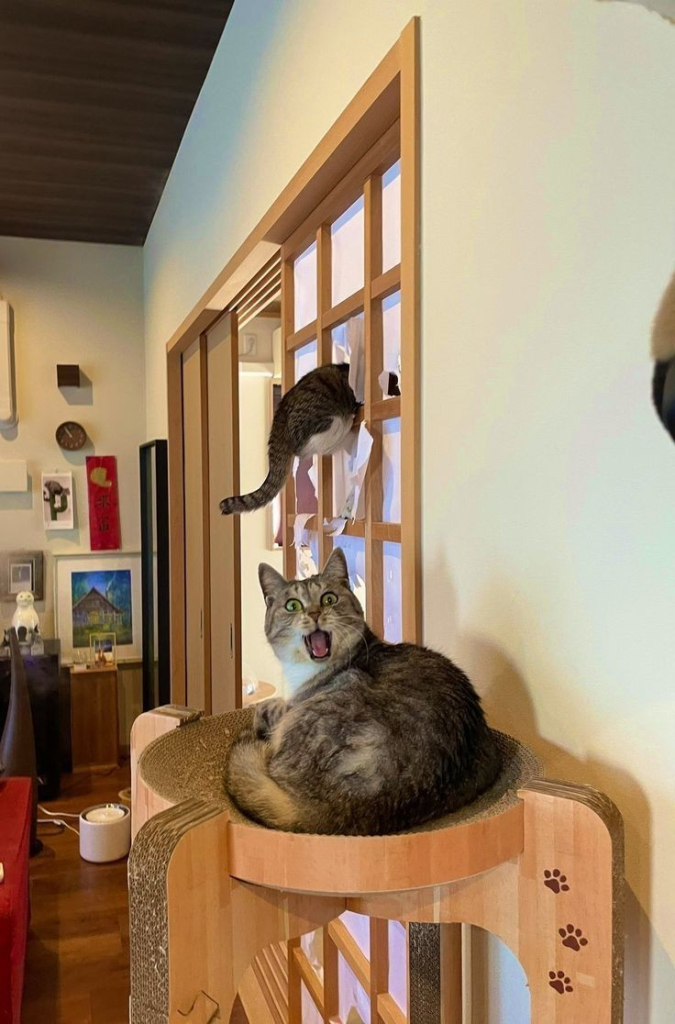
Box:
69 667 119 771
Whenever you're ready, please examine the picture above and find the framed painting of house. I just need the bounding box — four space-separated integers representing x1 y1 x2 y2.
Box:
54 552 142 664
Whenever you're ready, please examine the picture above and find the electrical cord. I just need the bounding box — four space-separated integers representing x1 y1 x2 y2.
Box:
38 804 81 836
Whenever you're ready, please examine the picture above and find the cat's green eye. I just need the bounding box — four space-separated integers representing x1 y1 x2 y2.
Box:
321 592 338 607
285 598 303 613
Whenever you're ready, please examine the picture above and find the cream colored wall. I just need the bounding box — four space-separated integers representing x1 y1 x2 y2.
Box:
0 236 145 636
239 316 284 694
422 5 675 1017
143 0 675 1016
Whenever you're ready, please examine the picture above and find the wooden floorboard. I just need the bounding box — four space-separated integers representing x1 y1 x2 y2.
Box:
23 763 132 1024
22 760 249 1024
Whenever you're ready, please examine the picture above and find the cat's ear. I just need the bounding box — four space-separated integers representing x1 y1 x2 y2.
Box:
321 546 349 586
258 563 286 605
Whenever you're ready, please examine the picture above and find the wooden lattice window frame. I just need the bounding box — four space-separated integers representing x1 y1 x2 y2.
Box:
273 25 419 1024
279 114 418 643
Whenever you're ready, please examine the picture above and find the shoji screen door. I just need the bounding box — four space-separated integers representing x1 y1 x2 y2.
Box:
274 124 420 1024
179 312 241 715
280 127 418 647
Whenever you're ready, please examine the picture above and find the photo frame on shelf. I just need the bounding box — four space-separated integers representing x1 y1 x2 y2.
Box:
53 551 141 664
90 632 117 669
0 550 45 601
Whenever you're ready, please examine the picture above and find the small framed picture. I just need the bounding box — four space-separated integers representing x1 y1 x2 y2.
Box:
10 562 33 594
0 551 44 602
42 471 74 531
90 632 117 669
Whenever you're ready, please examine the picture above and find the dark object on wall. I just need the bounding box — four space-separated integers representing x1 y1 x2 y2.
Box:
0 639 61 802
140 441 170 710
650 270 675 444
0 550 44 602
652 358 675 443
0 631 42 855
57 364 81 388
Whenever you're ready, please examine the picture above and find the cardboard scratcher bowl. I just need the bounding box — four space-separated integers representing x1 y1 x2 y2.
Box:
137 707 543 893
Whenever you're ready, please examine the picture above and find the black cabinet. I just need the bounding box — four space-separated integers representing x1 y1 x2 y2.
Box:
0 639 61 799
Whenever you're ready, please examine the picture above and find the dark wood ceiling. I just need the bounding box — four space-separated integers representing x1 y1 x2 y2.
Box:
0 0 234 246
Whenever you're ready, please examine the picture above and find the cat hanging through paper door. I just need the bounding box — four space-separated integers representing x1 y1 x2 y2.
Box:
220 363 360 515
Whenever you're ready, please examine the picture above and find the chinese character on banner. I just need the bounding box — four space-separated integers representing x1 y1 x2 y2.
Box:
86 456 121 550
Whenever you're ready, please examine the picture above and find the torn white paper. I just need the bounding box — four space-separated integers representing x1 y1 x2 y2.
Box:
293 512 314 550
323 517 348 537
293 512 319 578
336 421 373 521
307 457 318 497
332 315 365 404
297 544 318 579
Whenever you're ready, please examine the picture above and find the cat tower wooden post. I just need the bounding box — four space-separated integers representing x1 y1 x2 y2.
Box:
129 707 624 1023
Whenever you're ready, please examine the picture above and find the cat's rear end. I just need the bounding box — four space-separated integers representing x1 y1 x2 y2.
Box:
220 363 358 515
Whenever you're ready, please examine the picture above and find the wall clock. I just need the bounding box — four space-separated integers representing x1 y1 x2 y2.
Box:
55 421 87 451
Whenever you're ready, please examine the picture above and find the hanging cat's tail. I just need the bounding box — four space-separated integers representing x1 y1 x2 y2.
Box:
220 449 292 515
226 734 305 831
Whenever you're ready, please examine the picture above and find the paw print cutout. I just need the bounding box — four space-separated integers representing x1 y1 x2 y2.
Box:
559 924 588 951
549 970 573 994
544 869 570 893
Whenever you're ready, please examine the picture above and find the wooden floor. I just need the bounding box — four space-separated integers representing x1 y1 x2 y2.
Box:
23 761 248 1024
23 763 132 1024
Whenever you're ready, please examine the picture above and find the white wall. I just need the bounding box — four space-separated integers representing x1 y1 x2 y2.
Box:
143 0 675 1016
0 236 145 638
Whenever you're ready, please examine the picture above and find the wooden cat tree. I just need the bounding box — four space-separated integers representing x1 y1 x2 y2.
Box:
129 706 624 1023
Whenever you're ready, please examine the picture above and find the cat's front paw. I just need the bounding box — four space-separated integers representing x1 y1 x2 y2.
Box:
253 697 288 739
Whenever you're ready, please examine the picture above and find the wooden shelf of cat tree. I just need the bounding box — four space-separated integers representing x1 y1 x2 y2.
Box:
129 707 625 1024
69 666 119 772
242 680 276 707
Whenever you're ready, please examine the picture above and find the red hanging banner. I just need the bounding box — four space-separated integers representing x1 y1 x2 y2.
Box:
86 455 121 551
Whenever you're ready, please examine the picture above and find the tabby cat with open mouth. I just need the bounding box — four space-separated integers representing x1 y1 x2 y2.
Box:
226 548 501 835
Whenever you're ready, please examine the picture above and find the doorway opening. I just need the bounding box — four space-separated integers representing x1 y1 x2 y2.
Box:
237 300 283 707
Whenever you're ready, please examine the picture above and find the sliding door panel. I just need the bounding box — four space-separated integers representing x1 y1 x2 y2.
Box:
181 337 208 710
206 312 242 713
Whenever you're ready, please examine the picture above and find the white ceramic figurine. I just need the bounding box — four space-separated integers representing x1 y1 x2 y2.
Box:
11 591 40 635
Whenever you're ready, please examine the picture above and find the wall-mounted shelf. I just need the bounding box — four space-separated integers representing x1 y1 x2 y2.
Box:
57 365 82 388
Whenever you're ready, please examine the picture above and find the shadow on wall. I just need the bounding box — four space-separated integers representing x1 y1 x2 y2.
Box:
425 561 664 1022
58 370 93 407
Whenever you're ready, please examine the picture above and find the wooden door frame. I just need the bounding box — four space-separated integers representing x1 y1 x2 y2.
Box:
167 18 420 705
